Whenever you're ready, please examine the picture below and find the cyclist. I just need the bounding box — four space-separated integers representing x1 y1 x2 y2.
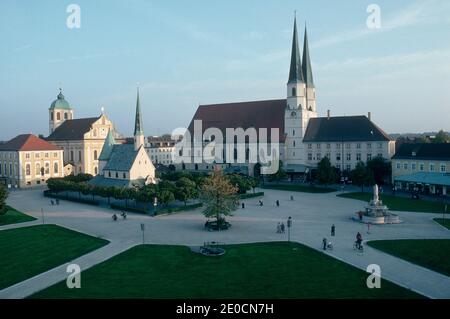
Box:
356 232 363 249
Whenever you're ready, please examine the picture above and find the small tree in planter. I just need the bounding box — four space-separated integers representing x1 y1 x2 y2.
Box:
201 167 238 231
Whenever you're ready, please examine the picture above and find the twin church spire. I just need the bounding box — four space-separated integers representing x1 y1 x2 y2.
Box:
288 18 314 88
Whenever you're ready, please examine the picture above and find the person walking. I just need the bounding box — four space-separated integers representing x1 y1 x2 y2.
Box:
367 223 371 234
276 223 281 233
242 202 245 209
276 200 280 207
323 238 327 251
280 222 285 234
331 224 335 237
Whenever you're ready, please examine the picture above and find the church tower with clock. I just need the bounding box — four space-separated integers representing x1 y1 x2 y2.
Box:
284 18 317 166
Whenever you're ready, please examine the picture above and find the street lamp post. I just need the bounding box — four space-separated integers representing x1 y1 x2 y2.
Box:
41 208 44 225
287 216 292 242
140 223 145 244
153 197 158 215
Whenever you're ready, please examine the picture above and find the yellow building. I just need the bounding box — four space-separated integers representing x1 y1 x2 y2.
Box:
0 134 64 188
46 90 119 176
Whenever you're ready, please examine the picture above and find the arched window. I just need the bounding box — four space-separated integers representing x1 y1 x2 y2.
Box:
94 150 98 160
64 112 68 120
292 87 296 96
115 172 119 178
45 162 50 174
54 162 58 174
293 130 295 136
56 112 61 120
293 141 296 147
26 164 31 176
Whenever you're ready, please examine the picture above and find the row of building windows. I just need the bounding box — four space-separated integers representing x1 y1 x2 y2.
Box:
51 111 72 121
106 171 127 179
0 162 59 177
68 150 99 162
307 143 383 150
307 153 383 162
395 162 447 173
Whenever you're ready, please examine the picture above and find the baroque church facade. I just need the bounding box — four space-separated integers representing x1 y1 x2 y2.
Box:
179 18 395 176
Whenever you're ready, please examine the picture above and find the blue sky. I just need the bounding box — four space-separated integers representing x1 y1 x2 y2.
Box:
1 0 449 140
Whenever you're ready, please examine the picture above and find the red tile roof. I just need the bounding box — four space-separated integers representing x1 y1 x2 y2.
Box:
187 99 286 142
0 134 61 152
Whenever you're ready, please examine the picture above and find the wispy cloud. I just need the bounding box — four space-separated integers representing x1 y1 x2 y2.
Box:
12 44 32 52
312 0 448 49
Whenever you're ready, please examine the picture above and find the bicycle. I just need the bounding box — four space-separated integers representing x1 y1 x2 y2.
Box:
353 241 364 252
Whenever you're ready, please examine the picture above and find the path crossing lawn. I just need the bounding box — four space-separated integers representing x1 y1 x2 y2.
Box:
337 193 445 213
0 224 109 290
434 218 450 230
0 206 36 226
32 242 422 299
367 240 450 276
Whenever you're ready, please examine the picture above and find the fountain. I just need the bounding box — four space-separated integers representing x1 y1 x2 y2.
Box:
355 185 401 224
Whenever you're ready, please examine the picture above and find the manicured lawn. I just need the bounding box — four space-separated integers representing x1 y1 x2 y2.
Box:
337 192 445 213
263 184 336 193
434 218 450 230
367 239 450 276
32 242 422 299
0 224 109 290
0 206 36 226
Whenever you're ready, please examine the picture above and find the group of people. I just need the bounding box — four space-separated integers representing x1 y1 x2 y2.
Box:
50 199 60 206
112 211 127 221
321 224 364 252
276 222 286 234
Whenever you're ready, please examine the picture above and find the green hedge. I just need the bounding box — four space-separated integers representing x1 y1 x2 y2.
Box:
110 204 150 215
155 203 203 216
239 192 264 199
43 190 99 206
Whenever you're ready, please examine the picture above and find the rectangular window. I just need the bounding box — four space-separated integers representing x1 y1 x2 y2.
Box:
78 151 82 162
367 154 372 161
70 151 74 162
357 154 362 162
308 153 313 161
336 153 341 161
317 144 321 149
308 144 312 150
411 163 416 170
403 163 408 170
430 164 435 172
419 163 424 171
440 164 446 173
326 144 331 149
25 153 30 159
346 143 351 149
346 154 351 161
346 164 351 171
317 153 322 161
367 143 372 149
377 153 383 158
336 143 341 149
356 143 361 149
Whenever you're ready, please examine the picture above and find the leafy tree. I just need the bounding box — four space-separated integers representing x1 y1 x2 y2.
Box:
350 162 371 192
316 157 337 185
366 156 391 185
0 185 8 215
267 161 287 183
200 168 238 227
158 190 175 207
433 130 450 143
226 174 252 194
249 177 260 194
175 177 198 205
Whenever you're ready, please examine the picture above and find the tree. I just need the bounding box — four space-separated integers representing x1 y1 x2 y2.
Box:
316 157 337 186
200 168 238 228
267 161 287 183
433 130 450 143
366 156 391 185
0 185 8 215
249 177 260 194
350 162 371 192
158 190 175 207
175 177 198 205
226 174 252 194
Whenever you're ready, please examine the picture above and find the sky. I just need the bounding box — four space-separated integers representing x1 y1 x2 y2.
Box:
1 0 449 140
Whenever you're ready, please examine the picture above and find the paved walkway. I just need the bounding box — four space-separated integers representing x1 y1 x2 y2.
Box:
1 188 450 298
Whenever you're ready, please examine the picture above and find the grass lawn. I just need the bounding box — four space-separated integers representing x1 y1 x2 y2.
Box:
337 192 445 213
367 240 450 277
434 218 450 230
262 184 336 193
0 206 36 226
0 224 109 290
32 242 422 299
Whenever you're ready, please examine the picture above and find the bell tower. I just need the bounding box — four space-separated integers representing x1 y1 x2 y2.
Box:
49 88 74 135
